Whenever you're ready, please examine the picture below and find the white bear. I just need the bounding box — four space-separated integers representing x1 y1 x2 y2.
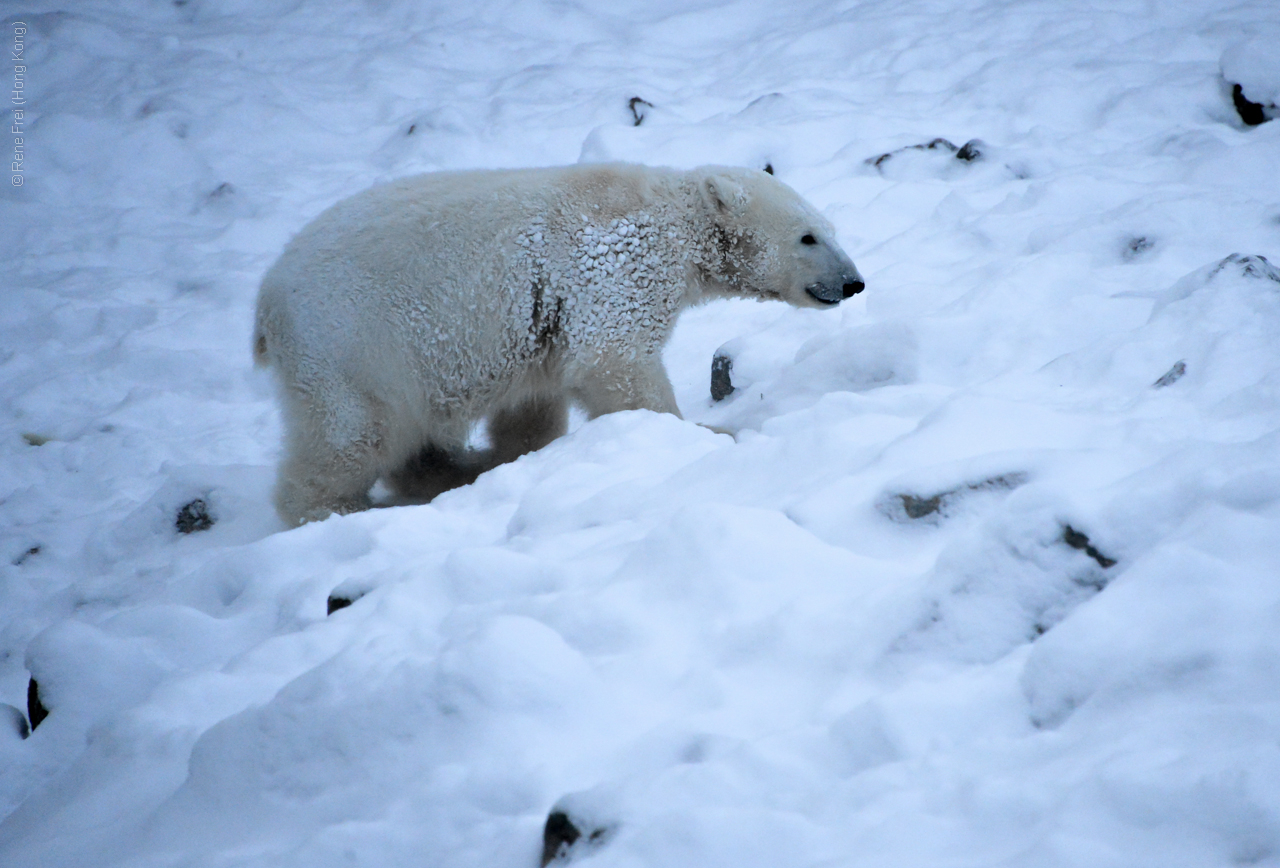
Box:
254 163 863 525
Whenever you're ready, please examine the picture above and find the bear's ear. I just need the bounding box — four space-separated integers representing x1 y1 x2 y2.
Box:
700 173 748 218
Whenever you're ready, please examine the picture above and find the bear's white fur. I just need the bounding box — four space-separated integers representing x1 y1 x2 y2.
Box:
255 163 862 525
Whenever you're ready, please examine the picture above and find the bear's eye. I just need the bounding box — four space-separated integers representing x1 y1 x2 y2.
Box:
801 234 817 246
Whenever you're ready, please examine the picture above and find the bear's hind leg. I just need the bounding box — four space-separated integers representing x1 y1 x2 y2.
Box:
275 443 380 526
488 393 569 463
380 395 569 507
273 389 385 526
385 443 493 503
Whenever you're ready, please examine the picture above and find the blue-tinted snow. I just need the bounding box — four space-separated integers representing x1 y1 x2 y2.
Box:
2 2 1280 866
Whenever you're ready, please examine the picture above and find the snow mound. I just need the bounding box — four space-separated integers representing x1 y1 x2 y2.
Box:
1221 34 1280 109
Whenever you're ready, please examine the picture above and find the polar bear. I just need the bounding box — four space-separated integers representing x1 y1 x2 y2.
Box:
254 163 864 525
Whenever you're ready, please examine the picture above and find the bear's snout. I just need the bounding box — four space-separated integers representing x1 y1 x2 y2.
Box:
805 283 844 304
806 270 864 305
803 241 863 305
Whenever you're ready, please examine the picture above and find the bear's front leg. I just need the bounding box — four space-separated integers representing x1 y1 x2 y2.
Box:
571 356 681 420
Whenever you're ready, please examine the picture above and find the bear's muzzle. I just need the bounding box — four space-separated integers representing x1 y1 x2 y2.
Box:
805 273 865 305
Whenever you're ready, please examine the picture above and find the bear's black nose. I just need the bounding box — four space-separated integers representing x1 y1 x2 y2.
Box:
842 281 865 298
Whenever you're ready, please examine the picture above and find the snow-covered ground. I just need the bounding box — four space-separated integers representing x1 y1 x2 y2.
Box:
3 1 1280 865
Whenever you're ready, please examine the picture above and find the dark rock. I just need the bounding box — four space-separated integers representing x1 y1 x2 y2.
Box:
327 593 359 615
955 139 984 161
1231 83 1270 126
1124 236 1154 260
1061 525 1116 569
899 492 945 519
710 351 735 402
868 137 977 169
540 809 613 867
327 578 372 615
1209 252 1280 284
763 163 774 175
866 137 986 169
920 137 958 153
27 677 47 732
628 97 653 127
1153 360 1186 388
12 544 40 566
2 703 28 739
175 498 214 534
886 472 1028 522
207 182 234 201
541 810 581 866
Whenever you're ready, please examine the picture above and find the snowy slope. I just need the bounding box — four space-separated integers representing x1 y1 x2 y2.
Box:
3 1 1280 866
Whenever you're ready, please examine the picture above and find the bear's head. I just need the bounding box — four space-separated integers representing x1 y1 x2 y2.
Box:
692 167 864 309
